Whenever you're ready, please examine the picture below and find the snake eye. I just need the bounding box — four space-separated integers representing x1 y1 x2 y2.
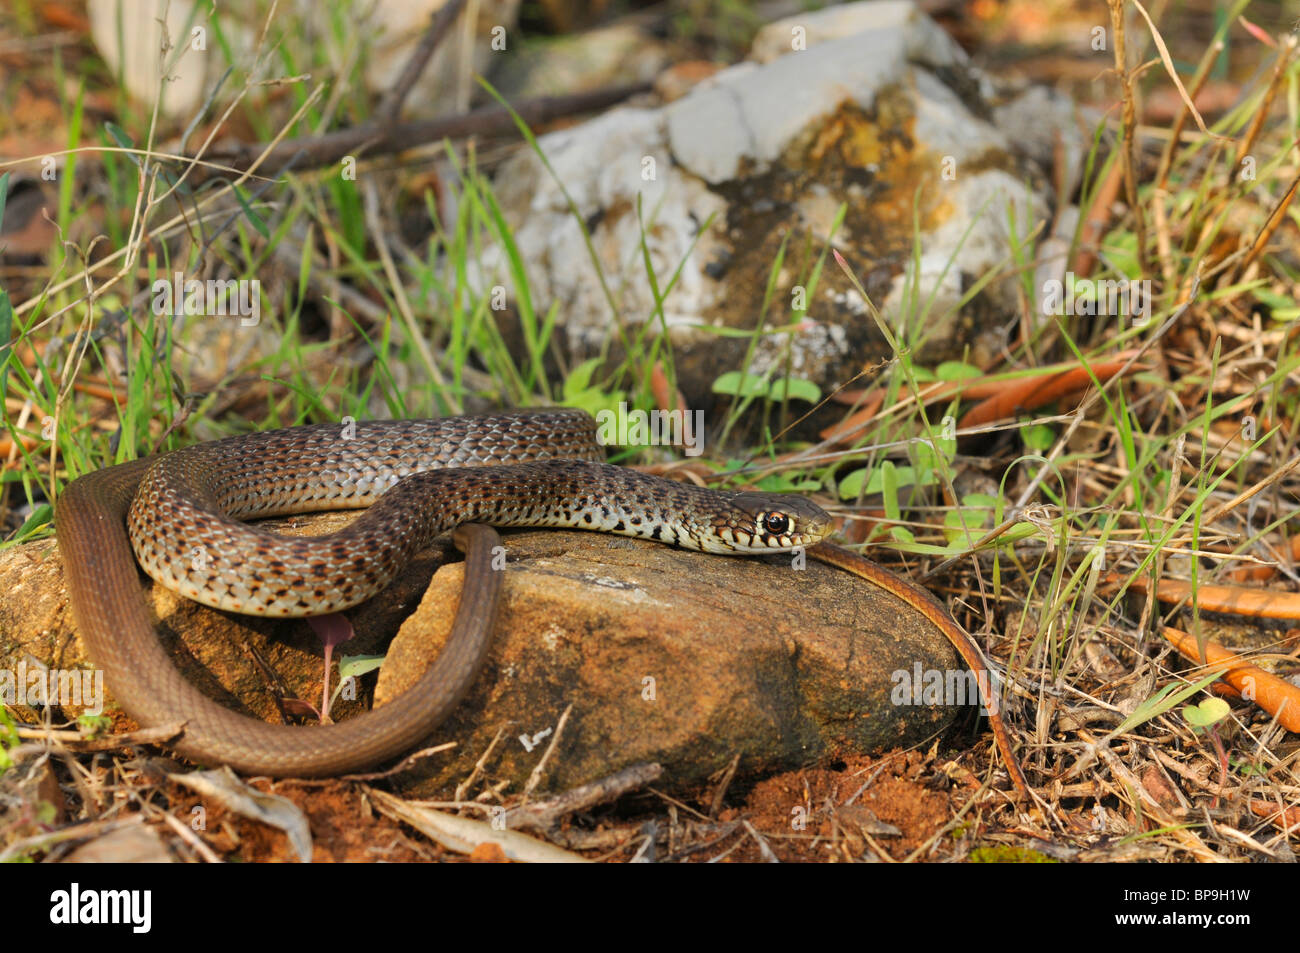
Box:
762 512 791 536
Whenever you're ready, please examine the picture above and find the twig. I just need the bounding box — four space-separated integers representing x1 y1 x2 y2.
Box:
505 762 663 832
708 753 741 818
742 820 781 863
1201 450 1300 527
1108 0 1149 275
157 809 224 863
377 0 470 122
1077 729 1225 862
454 724 509 802
12 722 186 752
202 84 651 179
522 703 573 800
1131 0 1221 140
1232 34 1297 170
1232 168 1300 282
332 741 459 782
1153 39 1222 191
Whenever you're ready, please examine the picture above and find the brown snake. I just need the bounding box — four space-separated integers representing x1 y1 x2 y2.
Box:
55 408 1028 795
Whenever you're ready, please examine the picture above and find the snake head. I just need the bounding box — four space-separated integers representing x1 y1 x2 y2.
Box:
711 493 833 553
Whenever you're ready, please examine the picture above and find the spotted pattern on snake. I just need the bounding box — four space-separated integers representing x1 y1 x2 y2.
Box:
123 409 831 616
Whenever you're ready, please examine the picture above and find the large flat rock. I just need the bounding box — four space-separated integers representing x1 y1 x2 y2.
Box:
376 529 960 795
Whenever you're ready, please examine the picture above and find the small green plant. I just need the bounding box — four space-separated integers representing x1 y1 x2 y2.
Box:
1181 696 1230 730
560 358 627 421
968 846 1058 863
711 372 820 404
0 707 20 774
76 713 112 738
1183 695 1232 794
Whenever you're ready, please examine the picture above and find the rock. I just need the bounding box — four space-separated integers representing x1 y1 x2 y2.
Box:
664 5 967 185
3 517 963 794
653 61 728 104
748 0 938 64
472 0 1086 420
479 105 729 353
374 529 959 795
991 85 1087 199
86 0 218 119
61 822 174 863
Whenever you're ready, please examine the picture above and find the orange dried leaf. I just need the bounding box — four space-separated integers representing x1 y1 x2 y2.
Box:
1115 575 1300 622
958 359 1139 429
1162 627 1300 733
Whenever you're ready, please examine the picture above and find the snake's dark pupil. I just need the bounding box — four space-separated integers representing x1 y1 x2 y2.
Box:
764 513 791 535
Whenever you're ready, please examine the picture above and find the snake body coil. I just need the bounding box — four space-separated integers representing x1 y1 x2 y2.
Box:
56 409 831 776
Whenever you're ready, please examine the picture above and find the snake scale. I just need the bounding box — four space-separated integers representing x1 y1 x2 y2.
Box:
55 408 1028 795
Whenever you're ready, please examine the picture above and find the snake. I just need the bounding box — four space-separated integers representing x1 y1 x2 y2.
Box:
55 408 1029 796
